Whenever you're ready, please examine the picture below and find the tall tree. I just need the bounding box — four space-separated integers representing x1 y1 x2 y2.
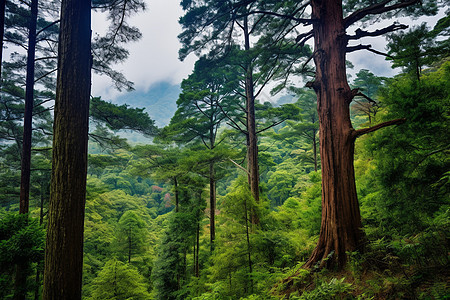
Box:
19 0 38 215
161 56 236 248
42 0 91 298
302 0 436 269
179 1 310 210
386 18 450 81
197 0 439 269
115 211 146 264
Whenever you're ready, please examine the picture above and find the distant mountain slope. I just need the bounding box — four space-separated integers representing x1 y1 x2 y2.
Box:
115 81 181 127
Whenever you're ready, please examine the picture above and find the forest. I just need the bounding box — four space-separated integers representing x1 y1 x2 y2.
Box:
0 0 449 299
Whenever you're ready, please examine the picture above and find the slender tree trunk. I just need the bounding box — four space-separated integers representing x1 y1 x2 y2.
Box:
174 177 179 212
243 16 260 224
128 227 132 263
243 196 253 293
312 128 318 172
304 0 363 270
0 0 6 78
19 0 38 214
34 178 46 300
14 1 38 298
42 0 91 298
195 221 200 277
209 160 215 250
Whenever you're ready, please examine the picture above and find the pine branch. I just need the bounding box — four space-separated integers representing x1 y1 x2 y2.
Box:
236 10 314 25
36 20 60 38
256 119 285 134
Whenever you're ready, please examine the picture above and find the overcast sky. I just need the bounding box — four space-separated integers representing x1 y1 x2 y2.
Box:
91 0 197 100
90 1 445 102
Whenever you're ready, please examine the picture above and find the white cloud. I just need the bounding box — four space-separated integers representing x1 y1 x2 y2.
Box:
91 0 196 100
90 2 445 100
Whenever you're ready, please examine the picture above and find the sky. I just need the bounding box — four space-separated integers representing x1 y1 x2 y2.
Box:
90 1 445 103
91 0 197 100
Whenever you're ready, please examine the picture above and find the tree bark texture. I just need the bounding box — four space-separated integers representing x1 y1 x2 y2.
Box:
243 16 260 224
42 0 91 298
304 0 363 269
19 0 38 215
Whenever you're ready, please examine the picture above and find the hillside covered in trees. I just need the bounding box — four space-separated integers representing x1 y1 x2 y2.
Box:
0 0 449 299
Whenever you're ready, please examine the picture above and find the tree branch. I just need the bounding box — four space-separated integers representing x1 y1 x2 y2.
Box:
346 44 394 58
350 89 378 105
36 20 60 38
229 158 250 175
352 118 406 139
235 11 314 25
256 119 285 134
34 68 58 83
344 0 419 28
347 23 408 40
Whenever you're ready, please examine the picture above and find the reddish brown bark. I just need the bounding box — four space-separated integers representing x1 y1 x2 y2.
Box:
304 0 364 269
42 0 91 298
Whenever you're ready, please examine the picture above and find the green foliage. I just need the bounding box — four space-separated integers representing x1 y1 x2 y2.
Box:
90 97 158 136
115 210 147 263
152 211 199 300
358 61 450 235
87 258 151 300
0 212 45 299
386 18 449 80
294 278 353 300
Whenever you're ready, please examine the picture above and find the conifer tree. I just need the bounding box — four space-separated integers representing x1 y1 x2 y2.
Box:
42 0 91 298
179 0 440 268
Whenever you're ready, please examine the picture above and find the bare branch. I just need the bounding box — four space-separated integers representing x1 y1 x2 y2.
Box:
354 91 378 105
229 158 250 175
347 23 408 40
352 118 406 139
346 44 394 58
344 0 419 28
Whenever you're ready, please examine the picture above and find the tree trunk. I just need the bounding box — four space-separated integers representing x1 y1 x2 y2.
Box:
195 221 200 277
209 160 215 250
243 16 260 224
304 0 363 270
174 177 179 212
14 1 38 298
312 127 318 172
243 196 253 293
0 0 6 77
42 0 91 298
19 0 38 214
